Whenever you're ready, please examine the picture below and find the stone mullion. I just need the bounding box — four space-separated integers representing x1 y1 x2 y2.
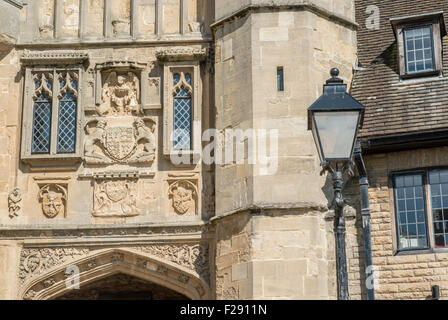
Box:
22 68 33 157
157 0 163 37
75 67 84 155
50 69 60 155
104 0 112 38
54 0 63 39
181 0 187 35
79 0 88 39
95 68 102 106
131 0 138 38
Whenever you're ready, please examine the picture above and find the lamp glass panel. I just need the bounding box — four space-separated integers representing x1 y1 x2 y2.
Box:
313 111 359 160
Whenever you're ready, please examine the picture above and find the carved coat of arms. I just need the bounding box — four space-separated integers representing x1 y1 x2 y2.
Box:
93 179 139 217
105 180 128 202
168 180 198 215
104 127 137 161
84 118 156 165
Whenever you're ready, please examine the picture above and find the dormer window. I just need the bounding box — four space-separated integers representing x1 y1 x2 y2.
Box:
391 11 446 79
404 25 434 74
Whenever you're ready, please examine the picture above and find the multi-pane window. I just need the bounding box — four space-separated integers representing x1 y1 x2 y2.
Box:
394 169 448 251
429 171 448 248
173 72 192 150
31 73 53 153
404 25 435 74
29 70 79 155
394 174 428 250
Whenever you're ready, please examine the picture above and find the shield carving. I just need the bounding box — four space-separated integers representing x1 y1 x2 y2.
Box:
105 181 128 202
105 127 137 161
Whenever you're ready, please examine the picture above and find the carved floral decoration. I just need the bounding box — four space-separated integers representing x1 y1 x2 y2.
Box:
19 244 210 287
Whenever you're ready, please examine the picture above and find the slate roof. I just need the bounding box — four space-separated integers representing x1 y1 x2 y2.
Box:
352 0 448 139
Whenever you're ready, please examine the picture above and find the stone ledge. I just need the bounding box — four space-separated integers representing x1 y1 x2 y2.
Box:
20 50 89 66
211 2 359 30
155 47 207 62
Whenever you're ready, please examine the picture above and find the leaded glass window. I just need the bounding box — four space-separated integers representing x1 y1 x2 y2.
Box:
29 70 79 156
394 174 429 250
173 72 192 150
57 72 78 153
31 73 53 154
404 25 435 74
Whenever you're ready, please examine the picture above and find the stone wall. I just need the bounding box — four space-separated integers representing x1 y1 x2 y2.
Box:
215 210 337 299
214 4 358 217
365 147 448 300
213 1 358 300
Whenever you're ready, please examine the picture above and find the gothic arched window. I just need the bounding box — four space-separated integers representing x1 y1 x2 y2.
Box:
31 73 53 154
173 72 192 150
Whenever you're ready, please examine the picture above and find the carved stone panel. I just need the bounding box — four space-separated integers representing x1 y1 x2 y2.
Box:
8 188 22 218
84 117 156 165
93 178 139 217
38 184 68 219
168 180 198 215
97 71 141 116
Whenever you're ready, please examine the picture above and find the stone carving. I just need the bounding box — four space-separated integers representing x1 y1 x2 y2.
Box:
137 243 209 281
38 184 67 218
155 47 207 62
58 71 78 99
130 118 156 162
8 188 22 218
0 224 206 239
178 274 190 284
105 126 137 161
93 178 139 217
188 22 202 33
19 248 90 285
98 71 140 116
19 244 209 287
110 252 125 262
84 118 156 164
21 50 89 66
168 180 198 215
157 265 169 275
23 290 36 300
33 72 53 100
43 278 56 288
84 119 109 162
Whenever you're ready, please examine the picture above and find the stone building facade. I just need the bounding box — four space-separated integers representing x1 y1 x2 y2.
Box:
0 0 368 300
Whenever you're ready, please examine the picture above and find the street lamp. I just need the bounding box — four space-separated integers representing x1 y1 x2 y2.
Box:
308 68 365 300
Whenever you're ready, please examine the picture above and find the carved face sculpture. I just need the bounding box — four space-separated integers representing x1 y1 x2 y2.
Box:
42 191 64 218
172 185 194 215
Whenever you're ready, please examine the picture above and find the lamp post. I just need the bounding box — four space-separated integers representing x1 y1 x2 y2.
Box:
308 68 366 300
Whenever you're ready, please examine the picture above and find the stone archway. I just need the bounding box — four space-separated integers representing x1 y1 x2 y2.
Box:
19 248 210 300
55 273 189 300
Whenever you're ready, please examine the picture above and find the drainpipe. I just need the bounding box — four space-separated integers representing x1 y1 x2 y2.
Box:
354 143 375 300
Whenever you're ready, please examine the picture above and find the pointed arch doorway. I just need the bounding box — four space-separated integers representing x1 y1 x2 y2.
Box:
55 273 189 300
20 248 210 300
